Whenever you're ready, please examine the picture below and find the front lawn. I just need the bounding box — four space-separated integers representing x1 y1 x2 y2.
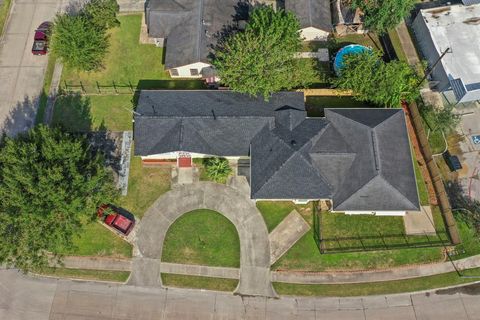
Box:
59 222 132 258
259 201 446 272
274 267 480 297
161 274 238 292
273 229 444 272
319 210 448 252
256 201 296 232
118 153 171 219
52 94 133 132
162 209 240 268
60 14 204 91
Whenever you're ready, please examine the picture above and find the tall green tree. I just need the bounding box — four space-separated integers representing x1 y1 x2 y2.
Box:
0 126 117 271
83 0 120 30
351 0 416 34
419 103 460 134
212 6 318 100
51 13 109 71
333 51 420 107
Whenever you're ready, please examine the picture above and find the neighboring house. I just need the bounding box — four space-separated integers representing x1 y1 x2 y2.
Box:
412 4 480 103
285 0 332 41
144 0 248 78
332 0 365 35
133 90 420 215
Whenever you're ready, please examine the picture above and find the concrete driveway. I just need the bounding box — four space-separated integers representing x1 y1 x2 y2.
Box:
0 0 62 135
129 181 276 297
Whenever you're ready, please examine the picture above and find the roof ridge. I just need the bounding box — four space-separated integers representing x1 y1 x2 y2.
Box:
255 128 332 196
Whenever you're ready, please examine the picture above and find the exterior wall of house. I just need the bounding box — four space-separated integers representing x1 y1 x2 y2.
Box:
141 152 249 161
300 27 330 41
168 62 212 78
342 210 406 216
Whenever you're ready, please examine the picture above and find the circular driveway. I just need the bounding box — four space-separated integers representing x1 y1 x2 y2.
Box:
128 182 276 297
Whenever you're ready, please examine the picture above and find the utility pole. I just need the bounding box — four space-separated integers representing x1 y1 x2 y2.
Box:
417 47 451 88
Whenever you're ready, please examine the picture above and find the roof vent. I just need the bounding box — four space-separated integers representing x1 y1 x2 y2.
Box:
291 140 297 146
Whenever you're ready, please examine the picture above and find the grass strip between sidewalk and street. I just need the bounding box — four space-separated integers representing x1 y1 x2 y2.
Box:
274 267 480 297
161 274 239 292
35 267 130 282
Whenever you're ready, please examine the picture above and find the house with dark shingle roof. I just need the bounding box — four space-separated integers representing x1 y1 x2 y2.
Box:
285 0 332 41
144 0 333 78
134 90 420 215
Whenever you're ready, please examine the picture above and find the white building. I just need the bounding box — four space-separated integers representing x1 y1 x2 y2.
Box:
413 4 480 103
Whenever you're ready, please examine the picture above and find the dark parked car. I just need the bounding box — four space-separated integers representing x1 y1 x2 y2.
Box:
97 205 135 236
32 21 52 55
443 151 462 172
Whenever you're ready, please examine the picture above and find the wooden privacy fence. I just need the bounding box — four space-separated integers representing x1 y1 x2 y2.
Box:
402 101 461 245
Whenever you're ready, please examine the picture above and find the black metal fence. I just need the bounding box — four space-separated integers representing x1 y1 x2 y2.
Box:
63 81 135 95
313 205 450 254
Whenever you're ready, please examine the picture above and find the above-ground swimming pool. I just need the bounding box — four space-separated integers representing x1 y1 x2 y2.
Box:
333 44 371 74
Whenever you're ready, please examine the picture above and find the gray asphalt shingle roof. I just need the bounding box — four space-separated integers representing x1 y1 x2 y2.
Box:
145 0 245 69
285 0 332 31
134 91 419 211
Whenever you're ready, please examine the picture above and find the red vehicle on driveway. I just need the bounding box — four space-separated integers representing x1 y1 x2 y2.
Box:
32 21 52 55
97 205 135 236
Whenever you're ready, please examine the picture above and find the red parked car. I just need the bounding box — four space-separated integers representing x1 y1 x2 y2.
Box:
97 205 135 236
32 21 52 55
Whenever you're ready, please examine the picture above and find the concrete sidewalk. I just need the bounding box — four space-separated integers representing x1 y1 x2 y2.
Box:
272 255 480 284
160 262 239 279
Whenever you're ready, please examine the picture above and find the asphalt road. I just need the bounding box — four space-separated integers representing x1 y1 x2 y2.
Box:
0 0 61 135
1 269 480 319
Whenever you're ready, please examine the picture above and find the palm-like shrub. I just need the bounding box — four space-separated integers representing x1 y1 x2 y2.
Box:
204 157 232 183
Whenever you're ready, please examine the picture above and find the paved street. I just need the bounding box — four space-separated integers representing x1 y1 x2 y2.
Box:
1 269 480 319
0 0 62 135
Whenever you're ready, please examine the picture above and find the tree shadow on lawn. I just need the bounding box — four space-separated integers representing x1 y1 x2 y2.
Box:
51 93 123 180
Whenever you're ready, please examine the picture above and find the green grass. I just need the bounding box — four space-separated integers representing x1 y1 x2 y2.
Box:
305 96 376 117
162 209 240 268
36 267 130 282
388 29 408 62
52 94 133 132
118 153 171 219
61 14 204 91
453 219 480 260
0 0 12 36
256 201 296 232
59 222 132 258
413 152 430 206
161 274 238 292
273 228 444 272
319 211 448 252
274 267 480 296
330 33 383 53
35 54 57 124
